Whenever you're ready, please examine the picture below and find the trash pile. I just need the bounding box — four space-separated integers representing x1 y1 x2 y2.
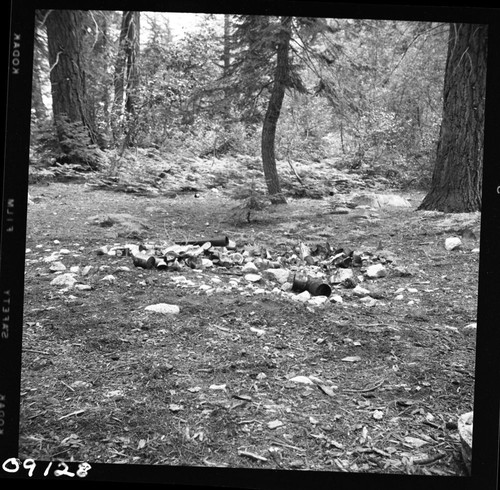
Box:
95 235 402 306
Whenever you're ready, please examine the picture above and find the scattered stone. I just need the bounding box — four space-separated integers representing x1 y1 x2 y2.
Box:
145 303 180 315
291 290 311 302
445 236 462 251
352 285 371 296
308 296 328 306
262 268 291 284
365 264 387 278
242 262 259 273
49 274 77 289
359 296 378 306
244 273 262 283
49 261 66 272
329 268 354 284
101 275 116 283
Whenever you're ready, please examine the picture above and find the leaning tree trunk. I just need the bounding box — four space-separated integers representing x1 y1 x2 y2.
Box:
261 16 292 205
418 23 487 212
46 10 100 164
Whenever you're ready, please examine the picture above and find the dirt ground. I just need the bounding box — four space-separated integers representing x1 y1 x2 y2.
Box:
18 162 479 477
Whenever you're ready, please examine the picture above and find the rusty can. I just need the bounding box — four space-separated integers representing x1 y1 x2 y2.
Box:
306 279 332 297
292 274 309 292
132 253 156 269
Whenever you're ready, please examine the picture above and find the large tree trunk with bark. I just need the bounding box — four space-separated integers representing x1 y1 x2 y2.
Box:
46 9 100 164
261 16 292 205
418 23 487 213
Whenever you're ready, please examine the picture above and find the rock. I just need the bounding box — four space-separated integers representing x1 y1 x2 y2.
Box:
50 273 77 288
263 268 291 284
101 274 116 283
308 296 328 306
359 296 378 306
292 291 311 302
330 294 343 303
365 264 387 278
329 269 354 284
352 285 370 296
244 273 262 282
445 236 462 251
242 261 259 273
145 303 180 314
49 261 66 272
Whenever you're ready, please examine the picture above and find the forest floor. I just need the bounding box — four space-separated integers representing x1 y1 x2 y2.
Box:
19 150 479 478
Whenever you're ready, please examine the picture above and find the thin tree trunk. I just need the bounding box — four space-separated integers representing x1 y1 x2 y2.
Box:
114 11 140 150
418 23 487 212
261 16 292 204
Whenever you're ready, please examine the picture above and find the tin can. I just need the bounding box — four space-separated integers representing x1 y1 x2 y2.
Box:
132 254 156 269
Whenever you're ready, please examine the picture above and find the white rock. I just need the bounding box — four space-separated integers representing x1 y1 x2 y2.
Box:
292 291 311 302
171 275 187 283
242 262 259 273
359 296 377 306
49 261 66 272
145 303 180 314
101 275 116 283
43 252 62 263
445 237 462 251
352 285 370 296
308 296 328 306
263 268 290 284
365 264 387 278
330 294 343 303
244 273 262 282
50 273 77 287
329 269 354 284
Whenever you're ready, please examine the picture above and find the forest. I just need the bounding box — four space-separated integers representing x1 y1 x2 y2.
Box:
19 9 486 478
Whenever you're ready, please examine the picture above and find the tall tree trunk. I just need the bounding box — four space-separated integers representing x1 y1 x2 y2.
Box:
114 11 140 151
418 23 487 212
31 55 47 121
261 16 292 204
223 15 231 77
46 10 100 162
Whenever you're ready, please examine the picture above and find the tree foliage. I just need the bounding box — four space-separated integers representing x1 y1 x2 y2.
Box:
31 11 456 196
